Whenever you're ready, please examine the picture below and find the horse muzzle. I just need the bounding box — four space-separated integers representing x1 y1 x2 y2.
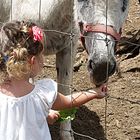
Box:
87 58 116 86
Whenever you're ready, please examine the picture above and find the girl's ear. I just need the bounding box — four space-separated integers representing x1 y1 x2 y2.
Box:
30 56 36 65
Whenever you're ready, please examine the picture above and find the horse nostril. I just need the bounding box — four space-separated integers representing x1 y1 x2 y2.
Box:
109 61 116 76
88 60 94 70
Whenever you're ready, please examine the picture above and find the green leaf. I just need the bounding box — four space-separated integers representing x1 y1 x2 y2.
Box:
57 108 77 122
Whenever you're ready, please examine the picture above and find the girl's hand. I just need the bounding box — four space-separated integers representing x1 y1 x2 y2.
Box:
89 84 108 99
47 110 60 125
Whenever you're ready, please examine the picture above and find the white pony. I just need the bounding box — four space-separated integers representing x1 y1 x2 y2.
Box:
0 0 130 139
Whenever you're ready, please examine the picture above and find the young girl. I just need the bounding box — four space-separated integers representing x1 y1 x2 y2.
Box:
0 20 107 140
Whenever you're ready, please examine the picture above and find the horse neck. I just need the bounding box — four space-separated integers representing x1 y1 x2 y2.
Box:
10 0 74 28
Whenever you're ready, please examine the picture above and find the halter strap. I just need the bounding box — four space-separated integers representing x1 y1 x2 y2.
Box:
83 23 122 41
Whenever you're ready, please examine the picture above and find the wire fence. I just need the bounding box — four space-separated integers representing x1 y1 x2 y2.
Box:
0 0 140 140
0 21 140 140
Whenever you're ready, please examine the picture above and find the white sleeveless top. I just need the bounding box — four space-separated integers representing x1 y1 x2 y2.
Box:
0 79 57 140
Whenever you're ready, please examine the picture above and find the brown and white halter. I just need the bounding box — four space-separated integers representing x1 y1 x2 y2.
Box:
79 22 122 50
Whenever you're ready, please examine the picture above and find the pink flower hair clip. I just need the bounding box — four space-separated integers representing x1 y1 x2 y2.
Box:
32 26 43 42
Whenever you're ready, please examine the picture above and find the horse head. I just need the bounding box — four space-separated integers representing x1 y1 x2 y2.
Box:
75 0 129 86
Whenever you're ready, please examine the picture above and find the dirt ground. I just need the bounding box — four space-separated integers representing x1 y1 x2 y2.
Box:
38 0 140 140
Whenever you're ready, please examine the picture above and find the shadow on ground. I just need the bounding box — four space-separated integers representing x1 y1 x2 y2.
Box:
49 105 106 140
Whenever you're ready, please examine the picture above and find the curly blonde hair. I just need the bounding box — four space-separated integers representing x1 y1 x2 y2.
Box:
0 20 43 83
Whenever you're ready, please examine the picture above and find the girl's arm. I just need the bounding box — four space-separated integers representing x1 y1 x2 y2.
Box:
52 84 107 110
